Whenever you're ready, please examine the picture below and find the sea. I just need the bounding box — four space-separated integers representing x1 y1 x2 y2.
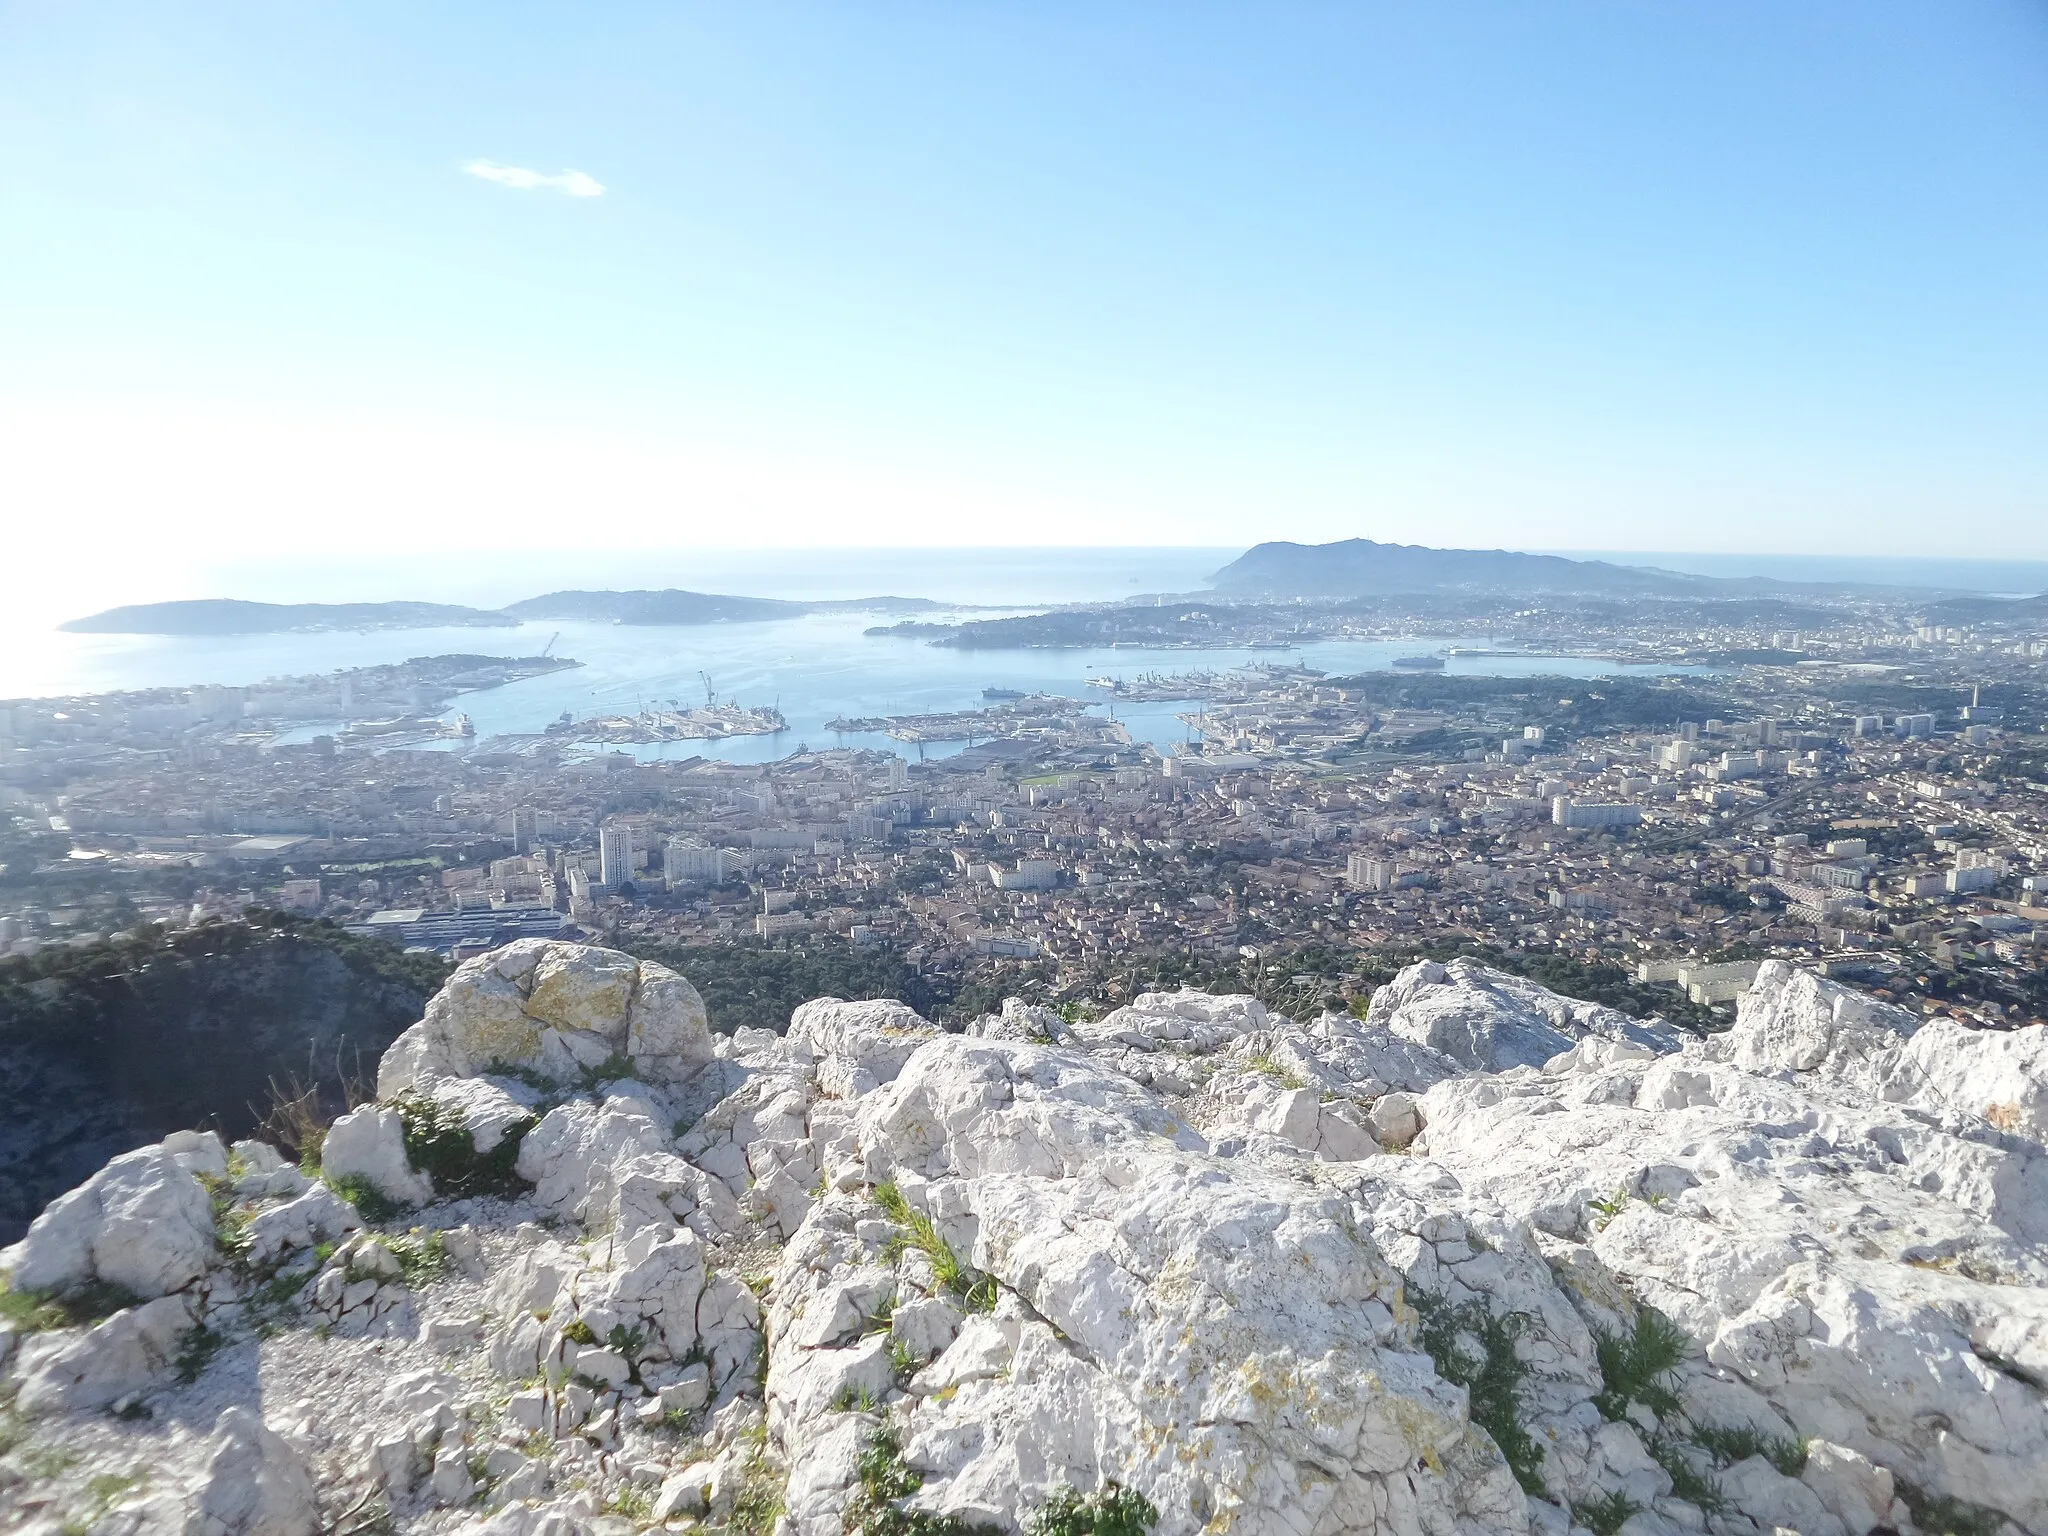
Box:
4 548 1736 762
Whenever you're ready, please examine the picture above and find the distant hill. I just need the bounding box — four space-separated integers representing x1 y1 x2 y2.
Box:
59 599 519 635
505 589 804 625
1914 590 2048 624
65 590 961 636
504 590 956 625
1211 540 1704 597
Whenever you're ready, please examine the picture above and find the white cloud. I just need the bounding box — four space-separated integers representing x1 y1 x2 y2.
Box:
463 160 604 197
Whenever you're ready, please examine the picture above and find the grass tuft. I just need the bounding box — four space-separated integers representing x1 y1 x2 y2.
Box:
1688 1422 1807 1479
1646 1432 1723 1513
0 1277 142 1334
1570 1491 1641 1536
873 1183 1000 1312
1592 1307 1688 1422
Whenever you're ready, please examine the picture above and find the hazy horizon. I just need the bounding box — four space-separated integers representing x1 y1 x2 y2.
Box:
7 2 2048 606
19 542 2048 644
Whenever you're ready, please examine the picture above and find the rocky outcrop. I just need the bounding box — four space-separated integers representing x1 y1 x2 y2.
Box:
2 950 2040 1536
375 939 714 1098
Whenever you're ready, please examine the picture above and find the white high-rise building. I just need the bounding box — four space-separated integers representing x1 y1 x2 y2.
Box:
888 757 909 791
665 840 727 887
599 825 633 889
1346 852 1394 891
1552 799 1643 830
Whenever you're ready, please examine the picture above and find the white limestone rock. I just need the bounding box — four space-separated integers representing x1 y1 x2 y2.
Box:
1726 959 1921 1084
1369 958 1682 1071
7 941 2045 1536
1735 959 2048 1147
186 1405 322 1536
11 1293 194 1414
376 939 712 1097
242 1182 363 1267
785 996 942 1099
1 1133 224 1301
827 1036 1531 1536
320 1105 434 1208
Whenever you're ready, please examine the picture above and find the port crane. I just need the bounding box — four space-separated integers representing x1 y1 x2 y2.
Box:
699 671 716 707
540 632 559 659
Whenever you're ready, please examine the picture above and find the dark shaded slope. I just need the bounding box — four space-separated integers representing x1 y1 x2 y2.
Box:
0 916 447 1240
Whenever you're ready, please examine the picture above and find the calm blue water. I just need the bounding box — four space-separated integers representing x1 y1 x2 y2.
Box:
8 546 1715 758
283 616 1708 762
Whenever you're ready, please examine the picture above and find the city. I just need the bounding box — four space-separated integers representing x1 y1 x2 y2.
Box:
6 584 2044 1036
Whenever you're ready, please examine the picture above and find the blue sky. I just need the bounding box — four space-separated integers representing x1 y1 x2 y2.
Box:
3 1 2046 606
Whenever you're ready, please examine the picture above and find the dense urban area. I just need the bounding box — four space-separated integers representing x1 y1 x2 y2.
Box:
6 580 2048 1035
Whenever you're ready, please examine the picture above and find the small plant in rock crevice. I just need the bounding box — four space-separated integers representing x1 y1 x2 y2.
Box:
1687 1422 1807 1479
1895 1479 2008 1536
1028 1483 1159 1536
1592 1306 1688 1422
727 1444 788 1536
574 1052 638 1093
0 1277 142 1334
172 1322 226 1383
1570 1490 1641 1536
604 1483 655 1523
844 1425 1003 1536
889 1337 923 1378
1587 1189 1630 1230
1646 1432 1724 1513
324 1174 401 1224
1410 1290 1547 1497
393 1092 537 1200
1240 1053 1309 1091
385 1229 451 1289
872 1183 1000 1312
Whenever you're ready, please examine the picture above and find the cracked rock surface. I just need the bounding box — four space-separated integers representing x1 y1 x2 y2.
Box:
1 942 2041 1536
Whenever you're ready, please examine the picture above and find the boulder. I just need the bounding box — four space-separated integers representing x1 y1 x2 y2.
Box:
11 1292 194 1414
376 940 712 1097
320 1106 433 1208
785 997 942 1099
186 1405 322 1536
1369 958 1682 1071
1 1134 223 1300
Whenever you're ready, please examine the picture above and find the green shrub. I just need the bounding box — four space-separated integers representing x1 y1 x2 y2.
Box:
844 1425 1002 1536
394 1092 536 1199
1028 1484 1158 1536
1412 1291 1547 1497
